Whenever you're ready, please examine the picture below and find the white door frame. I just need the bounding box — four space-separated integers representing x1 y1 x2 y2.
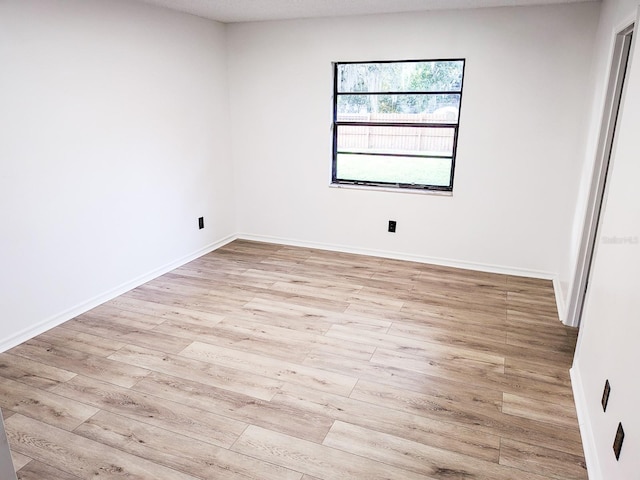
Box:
0 410 17 480
566 22 635 328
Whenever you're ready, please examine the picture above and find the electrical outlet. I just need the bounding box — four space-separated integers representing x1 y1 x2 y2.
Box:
198 217 204 230
388 220 397 233
602 379 611 412
613 422 624 460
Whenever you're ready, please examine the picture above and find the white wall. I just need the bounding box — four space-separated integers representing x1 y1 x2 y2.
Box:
228 3 600 286
571 1 640 478
0 0 235 349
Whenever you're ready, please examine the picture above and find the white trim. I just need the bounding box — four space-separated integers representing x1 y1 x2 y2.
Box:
0 411 17 480
566 19 636 329
0 234 236 353
329 183 453 197
240 233 566 322
237 232 557 280
570 366 601 480
614 13 637 38
553 276 567 324
2 232 568 352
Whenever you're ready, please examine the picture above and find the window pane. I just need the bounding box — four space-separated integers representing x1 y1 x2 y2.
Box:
336 154 452 187
337 60 464 93
337 125 455 157
333 58 464 192
337 94 460 123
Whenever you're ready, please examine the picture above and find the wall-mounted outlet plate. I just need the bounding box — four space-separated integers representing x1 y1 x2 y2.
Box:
602 379 611 412
198 217 204 230
388 220 397 233
613 422 624 460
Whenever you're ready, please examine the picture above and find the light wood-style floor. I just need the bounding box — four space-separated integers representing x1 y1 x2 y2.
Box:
1 240 586 479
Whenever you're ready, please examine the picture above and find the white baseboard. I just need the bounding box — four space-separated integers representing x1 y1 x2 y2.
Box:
0 234 236 353
238 234 566 323
237 233 557 281
571 366 599 480
553 276 567 324
2 232 567 352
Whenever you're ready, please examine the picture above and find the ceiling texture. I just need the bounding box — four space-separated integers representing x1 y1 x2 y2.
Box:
134 0 594 23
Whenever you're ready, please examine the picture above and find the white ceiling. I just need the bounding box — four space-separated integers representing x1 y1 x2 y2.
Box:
134 0 593 23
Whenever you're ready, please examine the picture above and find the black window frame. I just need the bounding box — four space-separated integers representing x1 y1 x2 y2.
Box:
332 58 466 192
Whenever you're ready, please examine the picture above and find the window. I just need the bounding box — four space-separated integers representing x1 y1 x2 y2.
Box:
332 59 465 192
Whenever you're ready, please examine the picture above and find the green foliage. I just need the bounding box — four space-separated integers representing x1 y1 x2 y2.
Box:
407 61 463 91
336 60 463 115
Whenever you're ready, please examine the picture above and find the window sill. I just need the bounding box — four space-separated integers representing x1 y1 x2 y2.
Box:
329 183 453 196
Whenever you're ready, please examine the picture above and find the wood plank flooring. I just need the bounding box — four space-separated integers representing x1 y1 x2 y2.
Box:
0 240 586 479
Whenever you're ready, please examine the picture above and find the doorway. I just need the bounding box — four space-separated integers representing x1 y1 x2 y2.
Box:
566 23 634 328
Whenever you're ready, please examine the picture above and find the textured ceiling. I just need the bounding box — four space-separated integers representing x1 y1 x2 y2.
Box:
134 0 593 23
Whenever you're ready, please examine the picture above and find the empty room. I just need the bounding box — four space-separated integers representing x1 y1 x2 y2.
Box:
1 0 639 478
